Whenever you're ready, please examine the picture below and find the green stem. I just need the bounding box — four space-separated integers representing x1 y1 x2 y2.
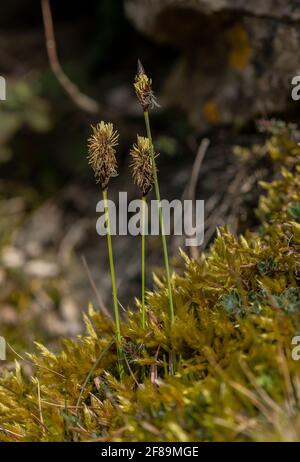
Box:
144 111 175 325
141 195 147 329
102 189 123 378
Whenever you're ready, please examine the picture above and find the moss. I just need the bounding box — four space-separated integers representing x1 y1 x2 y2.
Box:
0 123 300 442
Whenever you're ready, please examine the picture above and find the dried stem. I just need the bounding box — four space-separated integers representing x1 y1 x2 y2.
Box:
41 0 100 114
81 255 111 319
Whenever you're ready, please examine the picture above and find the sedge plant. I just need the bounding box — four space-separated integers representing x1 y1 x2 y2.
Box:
130 135 154 328
87 121 123 378
134 60 175 325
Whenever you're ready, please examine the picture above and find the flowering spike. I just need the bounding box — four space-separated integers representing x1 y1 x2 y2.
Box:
134 60 160 111
87 121 119 190
130 135 155 197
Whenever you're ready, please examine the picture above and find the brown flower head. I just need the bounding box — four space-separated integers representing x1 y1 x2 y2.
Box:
130 135 155 197
134 59 159 112
87 121 119 190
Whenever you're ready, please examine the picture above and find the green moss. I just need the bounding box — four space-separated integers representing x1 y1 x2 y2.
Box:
0 122 300 442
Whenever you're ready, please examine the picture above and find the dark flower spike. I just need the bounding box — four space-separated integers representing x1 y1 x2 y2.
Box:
87 121 119 190
130 135 155 197
134 59 160 111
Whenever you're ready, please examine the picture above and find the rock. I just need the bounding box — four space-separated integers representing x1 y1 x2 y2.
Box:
24 260 59 278
24 241 43 258
16 203 62 251
125 0 300 129
60 297 80 323
1 246 25 269
0 305 18 325
41 312 81 337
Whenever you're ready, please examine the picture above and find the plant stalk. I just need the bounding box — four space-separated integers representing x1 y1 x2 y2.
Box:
141 195 147 328
143 110 175 324
102 189 123 378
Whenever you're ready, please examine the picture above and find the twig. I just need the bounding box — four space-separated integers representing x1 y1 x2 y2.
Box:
186 138 210 200
124 355 141 388
81 255 111 319
37 379 45 430
41 0 100 114
7 342 65 379
186 138 210 259
41 399 84 409
150 345 160 385
203 168 245 249
0 425 23 440
29 411 49 434
174 138 210 258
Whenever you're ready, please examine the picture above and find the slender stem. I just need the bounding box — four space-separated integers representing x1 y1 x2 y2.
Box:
141 195 147 328
102 189 123 378
143 110 175 324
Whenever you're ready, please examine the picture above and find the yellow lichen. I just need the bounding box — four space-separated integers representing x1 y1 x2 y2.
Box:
228 24 252 71
203 100 220 124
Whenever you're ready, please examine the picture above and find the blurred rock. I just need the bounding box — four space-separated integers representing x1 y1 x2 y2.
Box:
0 305 18 325
60 297 80 323
24 241 43 258
24 260 59 278
42 311 81 337
1 246 25 269
16 203 62 251
125 0 300 129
